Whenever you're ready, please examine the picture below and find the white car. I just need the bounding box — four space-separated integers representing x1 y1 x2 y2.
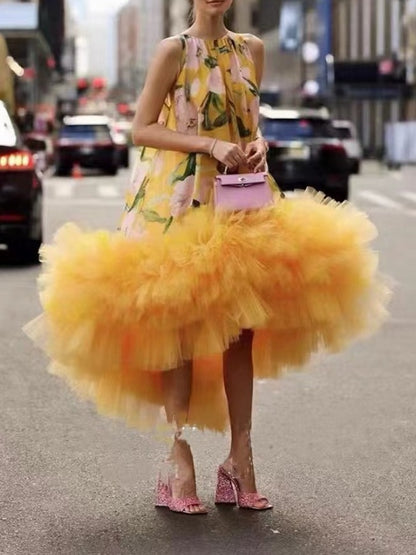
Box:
333 120 362 174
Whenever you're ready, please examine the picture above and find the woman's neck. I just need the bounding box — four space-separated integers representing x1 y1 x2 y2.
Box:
187 16 228 40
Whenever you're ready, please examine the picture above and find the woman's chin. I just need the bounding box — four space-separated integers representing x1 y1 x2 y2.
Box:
204 0 229 14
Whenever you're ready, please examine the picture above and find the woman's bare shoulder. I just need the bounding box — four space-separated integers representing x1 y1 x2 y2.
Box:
155 35 184 58
240 33 264 55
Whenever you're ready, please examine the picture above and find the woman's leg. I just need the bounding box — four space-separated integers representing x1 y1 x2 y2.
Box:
223 330 268 507
162 362 206 512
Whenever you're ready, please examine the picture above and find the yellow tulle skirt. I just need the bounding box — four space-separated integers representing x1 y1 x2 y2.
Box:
24 191 390 432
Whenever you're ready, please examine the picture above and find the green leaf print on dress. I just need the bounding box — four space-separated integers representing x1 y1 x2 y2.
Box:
127 177 148 213
204 56 218 69
236 116 252 138
141 209 169 224
170 153 197 185
243 77 259 97
218 45 232 55
202 92 229 131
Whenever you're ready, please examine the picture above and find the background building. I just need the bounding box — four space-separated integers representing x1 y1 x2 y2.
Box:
331 0 410 156
117 0 140 99
116 0 165 98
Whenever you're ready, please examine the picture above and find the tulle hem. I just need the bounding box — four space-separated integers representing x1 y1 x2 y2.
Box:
24 190 391 432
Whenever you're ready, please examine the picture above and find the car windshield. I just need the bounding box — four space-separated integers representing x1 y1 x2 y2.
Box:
60 125 111 141
335 126 353 139
261 118 337 140
0 103 18 147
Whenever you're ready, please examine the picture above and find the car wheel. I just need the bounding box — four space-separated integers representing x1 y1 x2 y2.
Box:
324 183 349 203
11 235 42 264
23 238 42 264
105 164 118 176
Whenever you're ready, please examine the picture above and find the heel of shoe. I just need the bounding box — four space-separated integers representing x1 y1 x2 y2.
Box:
155 478 170 508
215 467 236 505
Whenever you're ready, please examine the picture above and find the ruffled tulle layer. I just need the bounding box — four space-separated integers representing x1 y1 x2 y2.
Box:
24 190 390 431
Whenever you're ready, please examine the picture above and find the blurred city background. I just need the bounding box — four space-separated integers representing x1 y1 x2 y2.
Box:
2 0 416 157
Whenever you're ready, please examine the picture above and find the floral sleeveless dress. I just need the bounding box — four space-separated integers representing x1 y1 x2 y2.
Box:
119 32 272 238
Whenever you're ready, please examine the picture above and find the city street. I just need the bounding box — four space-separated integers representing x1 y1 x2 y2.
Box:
1 159 416 554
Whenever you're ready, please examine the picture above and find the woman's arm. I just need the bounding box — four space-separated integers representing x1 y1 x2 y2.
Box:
243 35 268 171
245 34 265 90
132 38 212 155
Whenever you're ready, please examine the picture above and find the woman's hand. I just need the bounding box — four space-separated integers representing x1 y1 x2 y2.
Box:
211 140 247 171
245 139 268 173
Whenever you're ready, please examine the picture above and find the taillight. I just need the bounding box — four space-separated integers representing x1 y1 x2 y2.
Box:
321 143 346 154
0 151 35 171
96 140 113 147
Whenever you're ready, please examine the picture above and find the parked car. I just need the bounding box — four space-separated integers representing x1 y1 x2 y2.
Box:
111 121 130 168
0 101 43 262
114 119 133 145
333 120 362 174
55 115 119 176
23 132 54 173
260 107 350 202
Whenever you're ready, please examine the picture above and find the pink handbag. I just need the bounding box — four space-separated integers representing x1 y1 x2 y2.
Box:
214 171 273 212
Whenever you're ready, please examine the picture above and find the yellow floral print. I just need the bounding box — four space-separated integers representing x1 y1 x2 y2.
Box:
119 33 265 237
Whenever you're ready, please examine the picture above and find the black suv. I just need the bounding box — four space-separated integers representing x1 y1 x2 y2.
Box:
260 107 350 202
55 115 119 176
0 101 43 262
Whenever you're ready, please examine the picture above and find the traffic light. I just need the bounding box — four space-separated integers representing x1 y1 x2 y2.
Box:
76 78 89 97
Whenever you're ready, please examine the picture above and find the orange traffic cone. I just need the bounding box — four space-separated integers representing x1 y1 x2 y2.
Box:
71 163 83 179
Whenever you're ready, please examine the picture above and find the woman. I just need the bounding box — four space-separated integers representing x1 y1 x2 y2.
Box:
127 0 273 514
24 0 389 515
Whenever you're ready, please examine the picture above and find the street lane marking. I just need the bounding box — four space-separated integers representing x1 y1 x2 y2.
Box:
97 185 120 198
389 171 403 181
47 198 122 206
53 181 75 198
357 191 403 210
400 191 416 205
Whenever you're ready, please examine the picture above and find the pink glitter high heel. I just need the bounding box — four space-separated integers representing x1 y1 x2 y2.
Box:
155 477 208 515
215 465 273 511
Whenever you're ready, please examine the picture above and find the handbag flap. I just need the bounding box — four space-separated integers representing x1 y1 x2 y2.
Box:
216 172 267 187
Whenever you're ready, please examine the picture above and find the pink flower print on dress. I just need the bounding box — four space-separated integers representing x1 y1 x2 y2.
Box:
208 66 225 95
128 158 149 195
229 53 243 83
187 38 202 70
170 175 194 218
120 210 146 239
191 78 201 98
174 88 188 133
174 87 198 134
241 66 252 80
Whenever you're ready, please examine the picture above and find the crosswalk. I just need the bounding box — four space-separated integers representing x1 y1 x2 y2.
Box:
43 175 416 214
44 177 125 206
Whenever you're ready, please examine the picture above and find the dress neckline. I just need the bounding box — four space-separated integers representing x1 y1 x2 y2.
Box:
181 31 237 45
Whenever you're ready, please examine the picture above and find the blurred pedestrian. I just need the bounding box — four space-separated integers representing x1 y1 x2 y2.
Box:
24 0 390 516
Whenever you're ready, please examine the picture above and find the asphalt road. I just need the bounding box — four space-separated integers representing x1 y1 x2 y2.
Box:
1 159 415 555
